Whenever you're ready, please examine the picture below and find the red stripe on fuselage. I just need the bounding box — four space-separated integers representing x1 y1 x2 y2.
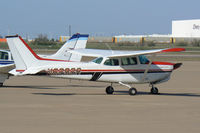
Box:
152 61 175 65
19 36 72 62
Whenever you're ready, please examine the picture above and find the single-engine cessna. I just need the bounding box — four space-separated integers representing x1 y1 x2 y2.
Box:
6 35 185 95
0 33 88 86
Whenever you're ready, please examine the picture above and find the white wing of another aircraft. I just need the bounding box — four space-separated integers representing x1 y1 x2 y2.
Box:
40 33 88 61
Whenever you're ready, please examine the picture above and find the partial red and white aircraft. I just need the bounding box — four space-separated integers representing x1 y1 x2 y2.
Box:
6 35 185 95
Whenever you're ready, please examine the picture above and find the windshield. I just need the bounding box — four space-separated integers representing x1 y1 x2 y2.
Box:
92 57 103 64
139 55 149 64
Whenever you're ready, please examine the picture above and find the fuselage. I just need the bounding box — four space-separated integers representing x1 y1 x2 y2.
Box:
36 55 176 84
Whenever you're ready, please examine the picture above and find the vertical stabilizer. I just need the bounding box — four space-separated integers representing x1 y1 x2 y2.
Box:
6 35 38 71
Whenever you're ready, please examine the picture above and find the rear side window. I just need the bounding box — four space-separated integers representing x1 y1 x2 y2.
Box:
121 57 137 65
104 59 119 66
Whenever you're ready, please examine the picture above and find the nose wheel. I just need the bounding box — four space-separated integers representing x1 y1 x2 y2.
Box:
150 86 159 94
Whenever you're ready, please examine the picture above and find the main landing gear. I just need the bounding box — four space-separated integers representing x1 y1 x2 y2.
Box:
105 82 160 96
0 83 3 87
105 82 137 96
106 86 114 94
128 88 137 95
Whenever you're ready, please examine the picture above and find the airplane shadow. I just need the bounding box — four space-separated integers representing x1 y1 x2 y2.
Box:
3 85 60 90
3 85 104 90
32 93 76 96
32 91 200 98
3 86 200 98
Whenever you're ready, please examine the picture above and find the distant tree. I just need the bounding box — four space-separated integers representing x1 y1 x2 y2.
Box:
191 39 200 47
33 34 50 46
31 34 59 47
0 35 3 38
35 34 49 42
50 38 55 42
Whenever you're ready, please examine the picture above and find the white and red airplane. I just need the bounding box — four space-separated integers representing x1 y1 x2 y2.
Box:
6 35 185 95
0 33 88 86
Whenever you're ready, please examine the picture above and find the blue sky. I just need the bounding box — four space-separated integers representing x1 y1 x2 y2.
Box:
0 0 200 38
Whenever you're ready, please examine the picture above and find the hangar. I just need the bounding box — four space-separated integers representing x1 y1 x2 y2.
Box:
172 19 200 37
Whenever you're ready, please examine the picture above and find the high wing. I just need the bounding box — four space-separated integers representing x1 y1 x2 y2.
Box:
68 48 185 58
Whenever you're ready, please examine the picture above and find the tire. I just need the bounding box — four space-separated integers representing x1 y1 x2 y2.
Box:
151 87 159 94
106 86 114 94
0 83 3 87
129 88 137 95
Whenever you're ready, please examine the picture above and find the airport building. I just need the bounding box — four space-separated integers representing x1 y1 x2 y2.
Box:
59 36 70 42
113 19 200 44
172 19 200 37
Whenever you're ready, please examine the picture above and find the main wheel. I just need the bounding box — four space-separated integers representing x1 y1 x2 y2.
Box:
106 86 114 94
129 88 137 95
151 87 159 94
0 83 3 87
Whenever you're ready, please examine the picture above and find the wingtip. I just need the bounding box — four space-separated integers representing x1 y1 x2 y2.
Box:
162 48 186 53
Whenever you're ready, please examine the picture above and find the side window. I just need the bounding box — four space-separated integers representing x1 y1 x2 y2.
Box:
121 57 137 65
0 51 2 60
0 51 9 60
104 59 119 66
129 57 137 65
121 58 129 65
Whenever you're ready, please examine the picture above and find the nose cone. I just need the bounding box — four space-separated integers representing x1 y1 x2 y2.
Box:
173 63 182 70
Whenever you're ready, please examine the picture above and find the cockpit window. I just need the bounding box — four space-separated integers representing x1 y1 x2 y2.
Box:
0 51 9 60
104 59 119 66
121 57 137 65
92 57 103 64
139 55 149 64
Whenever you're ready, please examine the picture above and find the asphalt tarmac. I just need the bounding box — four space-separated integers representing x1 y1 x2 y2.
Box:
0 61 200 133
